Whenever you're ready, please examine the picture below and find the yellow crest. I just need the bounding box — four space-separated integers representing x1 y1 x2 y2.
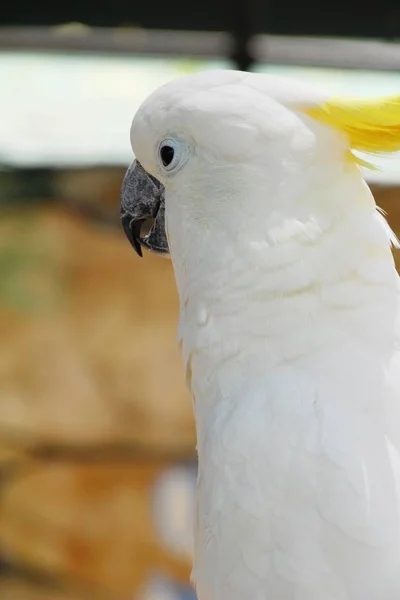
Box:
303 95 400 168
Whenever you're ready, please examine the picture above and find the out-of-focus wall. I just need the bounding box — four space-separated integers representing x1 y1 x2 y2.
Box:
0 183 196 599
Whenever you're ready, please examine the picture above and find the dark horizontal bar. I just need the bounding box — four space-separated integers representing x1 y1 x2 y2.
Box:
251 34 400 71
0 26 233 58
0 28 400 71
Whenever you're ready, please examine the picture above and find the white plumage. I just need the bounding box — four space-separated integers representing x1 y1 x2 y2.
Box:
129 70 400 600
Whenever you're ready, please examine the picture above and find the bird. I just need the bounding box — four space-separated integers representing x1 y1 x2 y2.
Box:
120 69 400 600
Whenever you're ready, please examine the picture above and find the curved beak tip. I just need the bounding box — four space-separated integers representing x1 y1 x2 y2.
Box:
121 214 144 257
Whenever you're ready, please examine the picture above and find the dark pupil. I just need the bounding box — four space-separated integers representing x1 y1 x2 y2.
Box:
161 145 174 166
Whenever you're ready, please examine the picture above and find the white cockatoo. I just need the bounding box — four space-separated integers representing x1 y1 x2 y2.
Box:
121 70 400 600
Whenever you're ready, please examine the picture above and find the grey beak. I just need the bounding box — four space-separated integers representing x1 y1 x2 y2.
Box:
120 160 169 257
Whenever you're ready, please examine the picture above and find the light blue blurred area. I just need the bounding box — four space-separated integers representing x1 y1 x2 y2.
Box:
152 463 197 559
141 575 197 600
2 50 400 183
0 51 232 167
254 64 400 97
143 464 197 600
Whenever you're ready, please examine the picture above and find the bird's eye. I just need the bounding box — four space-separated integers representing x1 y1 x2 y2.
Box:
160 145 174 167
158 138 188 173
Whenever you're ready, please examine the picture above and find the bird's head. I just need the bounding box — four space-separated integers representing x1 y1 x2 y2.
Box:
121 70 400 277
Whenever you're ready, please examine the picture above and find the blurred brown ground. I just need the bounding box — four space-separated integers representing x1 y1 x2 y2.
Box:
0 175 398 599
0 185 195 599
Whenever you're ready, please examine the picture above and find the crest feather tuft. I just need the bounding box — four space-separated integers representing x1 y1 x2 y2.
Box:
303 95 400 169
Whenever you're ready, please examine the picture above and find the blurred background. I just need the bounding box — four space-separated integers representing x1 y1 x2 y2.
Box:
1 2 400 599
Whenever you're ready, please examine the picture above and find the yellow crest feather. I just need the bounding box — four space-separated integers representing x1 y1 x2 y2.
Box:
303 95 400 167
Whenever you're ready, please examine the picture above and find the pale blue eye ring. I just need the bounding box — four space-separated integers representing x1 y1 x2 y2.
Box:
158 138 187 172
